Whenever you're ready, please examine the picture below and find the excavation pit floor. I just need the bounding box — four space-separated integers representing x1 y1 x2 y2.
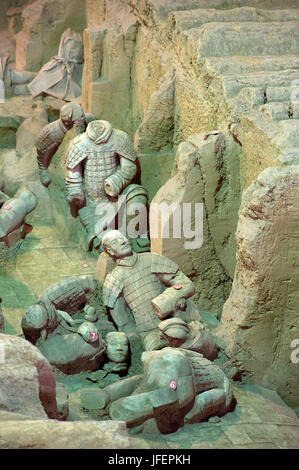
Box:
1 224 298 449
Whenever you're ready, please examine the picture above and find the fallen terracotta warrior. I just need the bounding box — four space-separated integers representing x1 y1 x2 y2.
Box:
80 347 236 434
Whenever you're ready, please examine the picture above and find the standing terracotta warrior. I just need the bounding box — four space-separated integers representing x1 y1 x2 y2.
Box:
36 102 96 188
102 230 201 351
65 120 149 252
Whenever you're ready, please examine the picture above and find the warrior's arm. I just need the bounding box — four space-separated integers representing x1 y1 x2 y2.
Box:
104 156 137 198
108 296 136 335
65 162 86 217
65 162 84 199
152 271 195 320
36 121 65 170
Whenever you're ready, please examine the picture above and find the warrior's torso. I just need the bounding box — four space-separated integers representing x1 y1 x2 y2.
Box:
82 136 120 203
66 123 137 205
104 253 179 333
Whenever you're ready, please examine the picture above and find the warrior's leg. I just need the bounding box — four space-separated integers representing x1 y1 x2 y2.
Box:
78 204 98 251
80 374 143 410
109 385 187 433
184 386 235 424
79 202 116 252
37 150 52 188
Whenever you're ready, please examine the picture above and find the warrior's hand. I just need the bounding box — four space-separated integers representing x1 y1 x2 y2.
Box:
152 290 187 319
104 174 123 197
67 193 86 218
39 169 51 188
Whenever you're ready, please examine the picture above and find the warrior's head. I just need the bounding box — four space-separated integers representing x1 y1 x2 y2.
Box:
102 230 132 260
60 102 84 129
22 303 49 345
105 331 129 364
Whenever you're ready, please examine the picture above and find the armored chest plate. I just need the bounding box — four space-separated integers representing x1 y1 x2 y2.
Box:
119 257 164 332
84 150 119 203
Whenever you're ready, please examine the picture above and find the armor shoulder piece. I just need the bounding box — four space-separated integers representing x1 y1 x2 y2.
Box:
65 134 89 168
113 129 137 162
36 121 55 151
103 272 124 308
151 253 179 275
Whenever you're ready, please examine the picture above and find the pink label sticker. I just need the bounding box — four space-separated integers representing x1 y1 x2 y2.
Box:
168 380 177 390
82 264 89 268
173 285 182 290
3 205 12 210
89 332 98 340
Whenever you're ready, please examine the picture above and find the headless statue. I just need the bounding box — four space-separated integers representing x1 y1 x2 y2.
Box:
36 102 96 187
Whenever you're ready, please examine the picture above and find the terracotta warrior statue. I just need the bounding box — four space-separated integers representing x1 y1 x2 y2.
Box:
103 331 130 374
21 275 105 374
65 120 150 252
36 102 96 188
80 347 236 434
28 28 84 102
102 230 202 351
